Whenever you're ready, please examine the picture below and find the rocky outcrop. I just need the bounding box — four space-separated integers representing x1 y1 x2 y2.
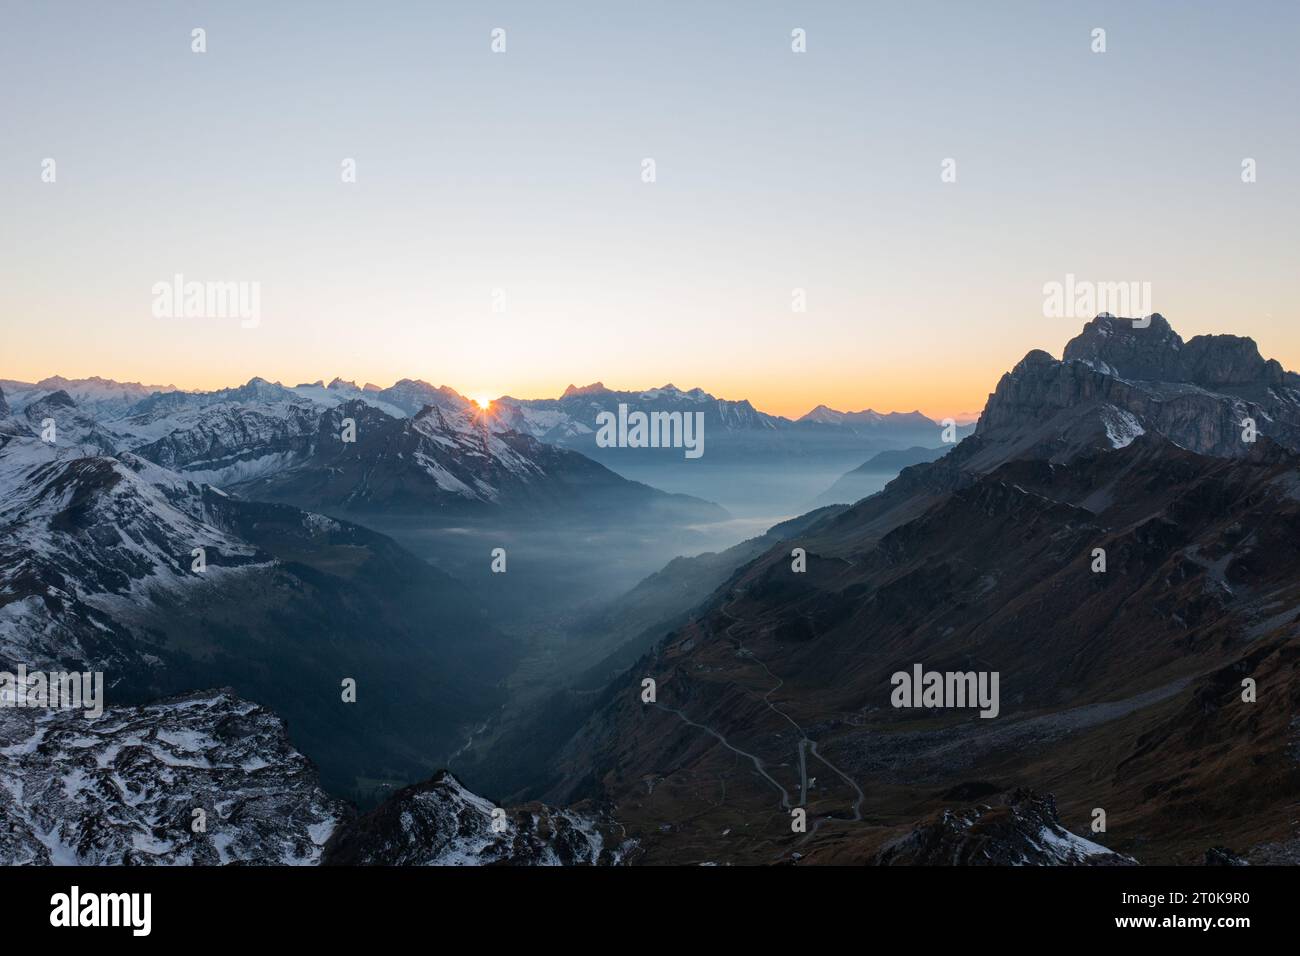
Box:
0 690 348 865
1063 313 1297 389
974 314 1300 463
873 790 1137 866
0 689 627 868
322 770 629 866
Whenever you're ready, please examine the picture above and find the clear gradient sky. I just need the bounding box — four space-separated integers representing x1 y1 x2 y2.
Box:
2 1 1297 419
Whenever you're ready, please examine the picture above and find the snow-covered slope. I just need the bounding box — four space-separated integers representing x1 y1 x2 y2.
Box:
0 689 628 867
0 428 263 674
283 378 409 418
19 390 120 455
2 380 717 519
0 412 518 793
0 689 347 865
322 770 628 866
1 374 956 483
231 399 725 520
119 400 323 486
874 790 1137 866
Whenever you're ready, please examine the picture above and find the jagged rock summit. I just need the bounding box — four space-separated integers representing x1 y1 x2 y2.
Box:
970 313 1300 466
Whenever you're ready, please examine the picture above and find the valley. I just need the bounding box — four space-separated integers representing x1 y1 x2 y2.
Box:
4 314 1299 866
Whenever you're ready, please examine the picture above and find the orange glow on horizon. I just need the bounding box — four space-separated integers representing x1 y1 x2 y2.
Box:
0 362 995 425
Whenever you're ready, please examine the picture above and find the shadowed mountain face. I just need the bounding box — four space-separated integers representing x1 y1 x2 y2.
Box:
973 313 1300 466
1062 315 1297 389
0 422 516 800
814 446 953 507
540 316 1300 865
1 386 730 640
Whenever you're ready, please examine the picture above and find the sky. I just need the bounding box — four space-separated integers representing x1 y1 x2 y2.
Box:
2 1 1297 420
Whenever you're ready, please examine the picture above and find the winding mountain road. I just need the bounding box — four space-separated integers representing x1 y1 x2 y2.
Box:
649 586 867 840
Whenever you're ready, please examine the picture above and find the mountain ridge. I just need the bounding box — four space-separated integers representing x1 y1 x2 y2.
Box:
533 313 1300 864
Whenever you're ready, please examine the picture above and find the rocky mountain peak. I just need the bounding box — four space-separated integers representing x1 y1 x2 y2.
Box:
1061 313 1182 380
1010 349 1057 374
26 389 78 411
873 789 1136 865
1060 313 1290 389
321 769 626 866
219 377 297 405
1180 333 1288 388
972 314 1300 464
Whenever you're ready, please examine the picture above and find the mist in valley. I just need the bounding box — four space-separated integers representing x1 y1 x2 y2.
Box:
346 458 896 804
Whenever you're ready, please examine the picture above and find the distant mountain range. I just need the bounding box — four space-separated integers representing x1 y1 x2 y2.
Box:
493 382 972 468
0 373 968 519
0 377 723 523
1 374 971 469
0 375 177 419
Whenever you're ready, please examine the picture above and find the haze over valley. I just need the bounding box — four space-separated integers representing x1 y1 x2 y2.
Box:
5 313 1299 866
